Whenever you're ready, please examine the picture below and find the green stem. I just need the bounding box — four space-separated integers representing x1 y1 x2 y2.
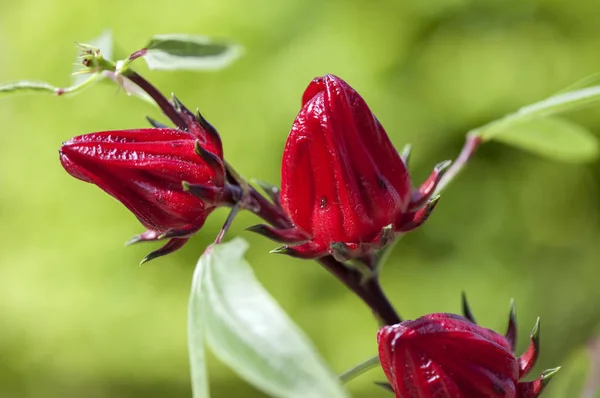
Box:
0 73 103 97
339 355 381 383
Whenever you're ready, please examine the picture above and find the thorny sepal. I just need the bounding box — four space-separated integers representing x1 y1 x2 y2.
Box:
519 317 541 378
60 90 236 263
517 367 561 398
506 299 518 352
376 299 559 398
409 160 452 210
461 292 477 324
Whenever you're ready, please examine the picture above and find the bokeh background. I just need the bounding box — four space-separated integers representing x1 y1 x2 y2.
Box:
1 0 600 397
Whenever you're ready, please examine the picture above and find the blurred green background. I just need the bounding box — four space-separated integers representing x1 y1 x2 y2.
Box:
1 0 600 396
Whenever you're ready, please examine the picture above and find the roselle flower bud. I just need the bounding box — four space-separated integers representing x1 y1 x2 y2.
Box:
249 74 450 260
377 305 560 398
59 102 235 262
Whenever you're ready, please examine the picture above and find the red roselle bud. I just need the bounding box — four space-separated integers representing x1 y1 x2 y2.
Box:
377 303 560 398
248 74 450 261
59 100 238 263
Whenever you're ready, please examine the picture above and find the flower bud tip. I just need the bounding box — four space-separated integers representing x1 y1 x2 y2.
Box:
125 236 141 246
171 94 184 111
146 116 167 128
378 224 395 247
541 366 561 385
461 292 477 323
436 159 453 173
373 382 394 392
506 298 518 351
330 242 351 263
400 144 412 165
194 140 222 167
531 317 541 343
429 195 441 206
270 246 291 255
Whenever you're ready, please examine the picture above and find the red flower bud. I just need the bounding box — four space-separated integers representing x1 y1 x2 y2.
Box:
250 74 450 260
59 104 233 262
377 305 559 398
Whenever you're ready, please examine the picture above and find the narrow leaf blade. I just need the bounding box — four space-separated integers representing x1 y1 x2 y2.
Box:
554 72 600 95
188 248 211 398
199 238 348 398
516 86 600 119
483 117 599 163
141 34 242 71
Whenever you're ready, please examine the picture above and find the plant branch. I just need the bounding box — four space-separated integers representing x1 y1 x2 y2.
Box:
339 355 381 383
435 133 483 195
122 70 187 130
247 187 401 325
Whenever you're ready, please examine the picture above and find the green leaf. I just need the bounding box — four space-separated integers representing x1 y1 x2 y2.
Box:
515 86 600 119
140 34 243 71
191 238 348 398
554 72 600 95
481 117 599 163
188 247 210 398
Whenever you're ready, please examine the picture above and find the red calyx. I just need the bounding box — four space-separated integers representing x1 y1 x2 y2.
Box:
377 303 559 398
59 103 232 263
250 74 450 261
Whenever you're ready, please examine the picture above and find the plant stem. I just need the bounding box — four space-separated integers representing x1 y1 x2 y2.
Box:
364 277 402 324
339 355 381 383
248 187 401 325
215 204 240 244
123 71 187 130
248 187 291 228
435 133 483 195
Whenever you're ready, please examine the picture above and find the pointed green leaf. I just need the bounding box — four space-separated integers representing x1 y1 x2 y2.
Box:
554 72 600 95
482 117 599 163
188 247 211 398
140 34 243 71
195 238 348 398
515 86 600 119
188 250 210 398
